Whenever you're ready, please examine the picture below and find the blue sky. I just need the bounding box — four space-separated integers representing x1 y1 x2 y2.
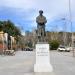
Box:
0 0 75 34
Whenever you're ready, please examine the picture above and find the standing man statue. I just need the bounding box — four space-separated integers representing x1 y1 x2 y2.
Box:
34 10 53 72
36 10 47 42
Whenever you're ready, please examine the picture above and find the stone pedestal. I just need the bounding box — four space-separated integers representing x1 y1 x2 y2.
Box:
34 43 53 72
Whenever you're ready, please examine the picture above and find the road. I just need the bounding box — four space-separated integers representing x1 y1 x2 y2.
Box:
0 51 75 75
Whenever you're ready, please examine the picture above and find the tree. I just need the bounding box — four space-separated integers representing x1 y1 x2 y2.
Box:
0 21 3 31
0 20 21 37
0 20 21 46
3 20 21 36
49 40 59 50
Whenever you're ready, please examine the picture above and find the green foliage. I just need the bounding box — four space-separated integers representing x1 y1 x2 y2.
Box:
3 20 21 36
0 20 21 36
0 21 3 31
49 40 59 50
0 20 21 45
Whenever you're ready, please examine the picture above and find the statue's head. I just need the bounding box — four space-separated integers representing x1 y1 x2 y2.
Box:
39 10 43 16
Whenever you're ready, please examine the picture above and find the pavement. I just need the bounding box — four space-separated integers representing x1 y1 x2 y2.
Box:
50 51 75 75
0 50 75 75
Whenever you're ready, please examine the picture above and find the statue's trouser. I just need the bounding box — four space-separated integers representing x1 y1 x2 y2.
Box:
37 25 45 42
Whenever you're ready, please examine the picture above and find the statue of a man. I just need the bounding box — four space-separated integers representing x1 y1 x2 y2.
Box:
36 10 47 42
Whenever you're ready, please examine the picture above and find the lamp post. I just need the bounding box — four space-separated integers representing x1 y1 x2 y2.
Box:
68 0 74 56
61 18 67 46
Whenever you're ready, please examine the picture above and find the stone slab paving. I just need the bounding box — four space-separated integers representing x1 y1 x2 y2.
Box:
0 51 75 75
51 51 75 75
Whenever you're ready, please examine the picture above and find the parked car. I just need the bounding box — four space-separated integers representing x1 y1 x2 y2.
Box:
24 48 33 51
66 47 75 52
57 46 71 52
65 47 71 52
57 46 66 52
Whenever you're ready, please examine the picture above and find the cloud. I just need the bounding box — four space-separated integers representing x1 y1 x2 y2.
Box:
0 0 75 32
0 0 35 9
0 0 75 20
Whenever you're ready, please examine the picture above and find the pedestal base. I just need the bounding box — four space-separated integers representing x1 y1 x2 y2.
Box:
34 43 53 72
34 64 53 72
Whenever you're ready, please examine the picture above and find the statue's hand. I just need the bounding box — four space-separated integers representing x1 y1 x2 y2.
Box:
38 23 45 25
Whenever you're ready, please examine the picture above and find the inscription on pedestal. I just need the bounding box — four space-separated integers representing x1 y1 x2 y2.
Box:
35 44 50 64
36 47 49 56
34 43 53 72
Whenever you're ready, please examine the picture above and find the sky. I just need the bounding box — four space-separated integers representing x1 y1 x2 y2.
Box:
0 0 75 34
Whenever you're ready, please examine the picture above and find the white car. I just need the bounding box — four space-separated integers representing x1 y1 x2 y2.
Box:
57 46 71 52
57 46 66 51
66 47 75 52
65 47 71 52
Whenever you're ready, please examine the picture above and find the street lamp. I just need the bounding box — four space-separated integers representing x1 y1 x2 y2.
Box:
68 0 74 56
61 18 67 46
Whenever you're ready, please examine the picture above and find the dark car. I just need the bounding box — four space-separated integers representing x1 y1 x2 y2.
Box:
25 48 33 51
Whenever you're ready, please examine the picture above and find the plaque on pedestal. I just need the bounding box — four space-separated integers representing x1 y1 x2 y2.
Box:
34 43 53 72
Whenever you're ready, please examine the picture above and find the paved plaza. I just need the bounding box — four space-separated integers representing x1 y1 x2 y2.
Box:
0 51 75 75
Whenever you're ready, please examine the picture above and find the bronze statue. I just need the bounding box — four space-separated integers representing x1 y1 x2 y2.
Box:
36 10 47 42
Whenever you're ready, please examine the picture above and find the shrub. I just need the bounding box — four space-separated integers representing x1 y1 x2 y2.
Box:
49 40 59 50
